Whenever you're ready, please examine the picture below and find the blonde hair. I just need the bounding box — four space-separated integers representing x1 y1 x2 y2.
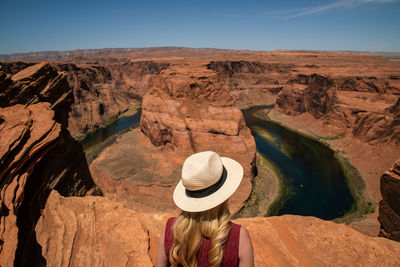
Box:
169 201 231 267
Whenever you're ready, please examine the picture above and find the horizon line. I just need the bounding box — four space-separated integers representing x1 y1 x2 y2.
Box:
1 46 400 57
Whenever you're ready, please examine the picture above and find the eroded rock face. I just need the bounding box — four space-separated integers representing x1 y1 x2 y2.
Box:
207 61 293 106
90 64 256 214
276 74 336 119
54 61 168 137
55 63 131 136
275 72 400 143
0 61 34 75
379 159 400 241
35 192 400 267
107 60 170 96
237 216 400 266
0 62 73 127
138 64 256 212
0 103 100 266
36 191 154 267
353 97 400 143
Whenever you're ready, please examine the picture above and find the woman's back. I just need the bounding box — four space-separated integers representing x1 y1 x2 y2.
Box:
164 217 241 267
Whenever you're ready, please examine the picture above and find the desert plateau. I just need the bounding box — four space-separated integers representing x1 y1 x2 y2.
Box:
0 47 399 266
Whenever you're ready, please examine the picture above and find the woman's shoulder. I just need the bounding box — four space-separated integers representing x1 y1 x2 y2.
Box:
238 225 254 266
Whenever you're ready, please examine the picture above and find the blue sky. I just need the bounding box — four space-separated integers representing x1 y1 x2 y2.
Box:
1 0 399 54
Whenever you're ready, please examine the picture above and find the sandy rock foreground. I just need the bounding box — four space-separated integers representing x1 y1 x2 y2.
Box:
36 191 400 267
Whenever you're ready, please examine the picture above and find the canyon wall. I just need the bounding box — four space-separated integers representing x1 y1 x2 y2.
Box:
56 61 169 137
379 159 400 241
274 72 400 143
4 53 398 144
90 63 257 213
0 62 73 127
0 103 101 266
0 60 169 138
139 64 257 209
207 60 294 106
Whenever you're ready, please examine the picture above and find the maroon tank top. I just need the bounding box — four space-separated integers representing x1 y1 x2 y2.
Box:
164 217 241 267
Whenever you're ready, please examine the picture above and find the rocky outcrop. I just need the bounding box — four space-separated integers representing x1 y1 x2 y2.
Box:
379 159 400 241
54 61 167 137
89 128 184 213
207 61 294 106
336 76 398 94
0 103 100 266
138 64 256 212
276 74 336 119
107 60 170 96
275 72 400 143
0 62 34 75
55 62 131 136
36 191 154 267
35 191 400 266
90 64 256 214
0 62 73 127
237 216 400 266
352 97 400 143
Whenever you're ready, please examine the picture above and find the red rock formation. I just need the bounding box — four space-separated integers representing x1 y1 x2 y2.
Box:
54 61 168 137
276 74 336 118
107 60 170 96
138 64 256 212
0 62 73 126
379 159 400 241
207 61 293 106
35 191 400 266
275 72 400 143
0 103 100 266
237 216 400 266
36 191 154 266
0 61 34 75
55 62 127 136
90 64 256 214
352 97 400 143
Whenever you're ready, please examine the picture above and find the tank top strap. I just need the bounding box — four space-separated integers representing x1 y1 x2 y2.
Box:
164 217 176 258
223 222 241 266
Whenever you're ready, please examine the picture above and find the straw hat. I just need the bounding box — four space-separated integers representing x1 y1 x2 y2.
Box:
173 151 244 212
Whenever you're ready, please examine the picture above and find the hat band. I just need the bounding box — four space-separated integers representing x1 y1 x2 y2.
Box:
185 166 227 199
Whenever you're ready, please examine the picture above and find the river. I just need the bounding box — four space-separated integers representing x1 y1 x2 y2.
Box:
80 106 354 220
242 106 354 220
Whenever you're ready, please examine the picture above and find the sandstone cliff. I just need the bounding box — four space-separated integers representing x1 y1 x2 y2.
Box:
0 60 169 138
275 72 400 143
0 62 73 127
36 190 400 267
90 63 256 214
379 159 400 241
139 64 256 211
207 60 294 106
55 62 130 136
352 97 400 143
0 103 101 266
276 74 336 118
56 61 168 137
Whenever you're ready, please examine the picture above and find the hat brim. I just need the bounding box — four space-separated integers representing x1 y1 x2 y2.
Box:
173 157 244 212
